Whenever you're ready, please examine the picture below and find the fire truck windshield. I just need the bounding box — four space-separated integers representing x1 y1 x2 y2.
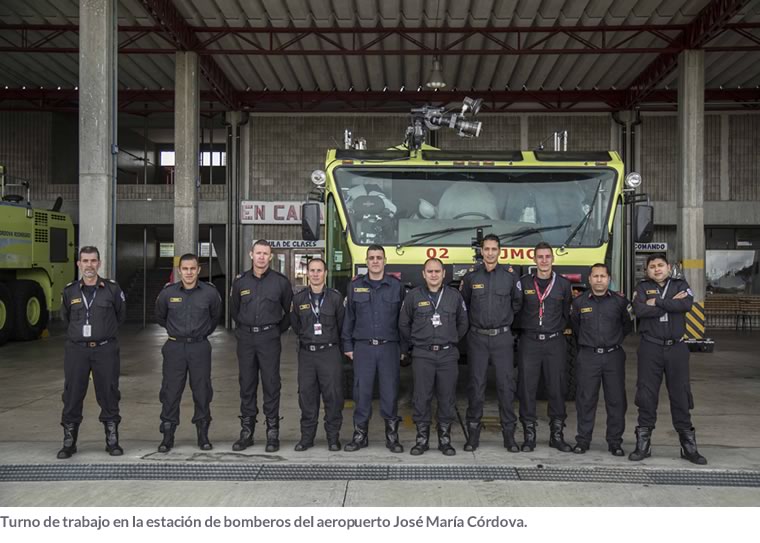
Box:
334 167 617 248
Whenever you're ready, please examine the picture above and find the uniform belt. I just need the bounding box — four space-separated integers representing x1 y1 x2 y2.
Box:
301 343 336 352
74 338 113 348
422 344 453 352
168 336 207 343
529 331 561 341
642 335 683 346
581 345 621 354
243 324 276 333
472 326 510 336
368 338 389 345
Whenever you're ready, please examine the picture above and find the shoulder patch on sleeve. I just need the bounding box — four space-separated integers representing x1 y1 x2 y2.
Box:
120 291 126 302
516 280 522 291
65 280 76 288
686 288 693 296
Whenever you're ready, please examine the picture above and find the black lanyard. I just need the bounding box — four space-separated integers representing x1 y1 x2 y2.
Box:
309 290 325 322
80 284 98 325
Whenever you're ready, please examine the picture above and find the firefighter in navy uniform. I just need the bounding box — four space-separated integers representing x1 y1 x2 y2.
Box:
230 239 293 453
400 258 469 456
155 253 222 453
460 234 523 452
629 253 707 465
515 241 573 452
290 258 345 451
341 245 405 453
57 246 126 459
569 263 633 456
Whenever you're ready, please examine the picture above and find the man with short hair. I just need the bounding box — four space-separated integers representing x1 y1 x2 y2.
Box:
515 241 573 452
155 253 222 452
629 253 707 465
460 233 523 452
400 258 468 456
57 246 126 459
230 239 293 452
290 258 345 451
570 263 633 456
341 245 405 453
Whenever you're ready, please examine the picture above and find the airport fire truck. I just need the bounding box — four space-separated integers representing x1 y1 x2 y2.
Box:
0 166 75 346
301 98 653 398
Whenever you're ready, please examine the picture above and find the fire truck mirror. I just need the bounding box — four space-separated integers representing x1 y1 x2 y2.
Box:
302 202 321 241
635 204 654 243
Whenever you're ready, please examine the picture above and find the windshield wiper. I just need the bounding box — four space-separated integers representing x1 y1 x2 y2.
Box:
396 224 492 250
561 179 603 249
498 224 571 243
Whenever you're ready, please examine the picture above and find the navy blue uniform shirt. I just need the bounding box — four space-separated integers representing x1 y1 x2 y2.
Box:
341 273 404 352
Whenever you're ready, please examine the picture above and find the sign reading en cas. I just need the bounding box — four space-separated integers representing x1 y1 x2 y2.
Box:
241 201 324 225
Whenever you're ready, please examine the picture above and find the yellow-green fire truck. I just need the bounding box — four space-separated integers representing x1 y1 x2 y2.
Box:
0 166 75 345
302 98 653 398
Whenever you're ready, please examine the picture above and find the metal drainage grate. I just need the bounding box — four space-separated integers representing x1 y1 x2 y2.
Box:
1 463 758 488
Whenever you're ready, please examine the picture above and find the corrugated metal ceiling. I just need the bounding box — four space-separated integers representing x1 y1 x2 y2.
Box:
0 0 758 111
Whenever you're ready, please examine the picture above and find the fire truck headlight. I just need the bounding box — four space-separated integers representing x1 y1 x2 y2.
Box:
625 172 642 188
310 170 326 187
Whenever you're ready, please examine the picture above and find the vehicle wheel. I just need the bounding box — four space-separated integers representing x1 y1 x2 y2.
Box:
11 280 49 341
0 283 15 346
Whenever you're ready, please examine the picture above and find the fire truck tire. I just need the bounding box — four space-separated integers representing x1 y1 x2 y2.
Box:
11 280 48 341
0 283 15 346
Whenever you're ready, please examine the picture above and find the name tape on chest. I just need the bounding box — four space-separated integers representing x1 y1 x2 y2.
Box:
70 298 82 305
580 307 593 314
240 289 251 296
354 287 370 293
472 284 485 289
169 297 183 303
299 303 311 310
646 289 658 295
524 289 536 295
417 300 431 307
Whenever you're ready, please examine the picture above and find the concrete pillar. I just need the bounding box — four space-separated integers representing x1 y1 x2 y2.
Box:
79 0 116 276
676 50 705 301
174 51 200 259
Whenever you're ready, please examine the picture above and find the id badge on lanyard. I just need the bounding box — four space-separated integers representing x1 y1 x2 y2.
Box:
429 290 443 328
310 292 324 335
533 273 556 327
659 280 670 323
82 287 97 337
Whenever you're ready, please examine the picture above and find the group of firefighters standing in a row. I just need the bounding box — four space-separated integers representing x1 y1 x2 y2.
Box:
56 236 707 466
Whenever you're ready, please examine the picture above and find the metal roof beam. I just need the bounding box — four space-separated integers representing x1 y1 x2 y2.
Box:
2 88 758 113
2 22 760 56
625 0 753 108
137 0 237 109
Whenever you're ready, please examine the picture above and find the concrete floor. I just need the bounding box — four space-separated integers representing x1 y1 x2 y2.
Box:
1 325 759 506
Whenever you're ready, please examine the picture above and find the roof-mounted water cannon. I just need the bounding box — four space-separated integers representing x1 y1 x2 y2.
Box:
404 96 483 150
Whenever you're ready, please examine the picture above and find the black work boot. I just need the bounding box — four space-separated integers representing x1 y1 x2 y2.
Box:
463 421 481 452
608 442 625 457
410 424 430 456
327 435 341 452
549 418 573 452
678 427 707 465
343 425 368 452
232 416 255 451
385 419 404 453
265 418 280 453
437 423 456 456
502 424 520 453
628 426 653 461
158 421 176 453
104 421 123 456
196 420 213 451
521 422 537 452
295 428 315 451
57 422 79 459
